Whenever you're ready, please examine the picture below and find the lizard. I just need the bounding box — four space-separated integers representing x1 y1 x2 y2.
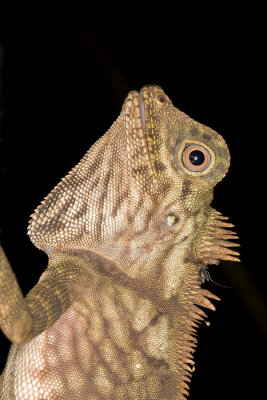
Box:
0 85 239 399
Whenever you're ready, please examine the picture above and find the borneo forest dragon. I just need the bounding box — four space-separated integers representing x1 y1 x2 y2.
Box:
0 85 239 399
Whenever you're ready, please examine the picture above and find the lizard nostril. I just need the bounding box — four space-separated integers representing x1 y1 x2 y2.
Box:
158 95 165 103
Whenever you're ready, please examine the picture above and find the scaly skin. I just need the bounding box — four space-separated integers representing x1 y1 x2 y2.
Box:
0 86 239 399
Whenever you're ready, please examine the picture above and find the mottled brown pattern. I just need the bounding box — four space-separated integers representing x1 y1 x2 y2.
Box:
0 85 239 399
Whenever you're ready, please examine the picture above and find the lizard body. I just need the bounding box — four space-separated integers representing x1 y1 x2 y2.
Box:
0 85 239 399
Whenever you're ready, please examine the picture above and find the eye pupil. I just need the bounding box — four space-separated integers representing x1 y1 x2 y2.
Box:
181 143 212 173
189 150 205 166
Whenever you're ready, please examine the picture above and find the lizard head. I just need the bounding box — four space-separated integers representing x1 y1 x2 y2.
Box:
28 85 239 290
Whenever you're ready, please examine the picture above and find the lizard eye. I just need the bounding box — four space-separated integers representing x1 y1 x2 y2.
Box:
182 143 212 172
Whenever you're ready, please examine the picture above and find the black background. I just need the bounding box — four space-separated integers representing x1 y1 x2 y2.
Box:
0 1 266 399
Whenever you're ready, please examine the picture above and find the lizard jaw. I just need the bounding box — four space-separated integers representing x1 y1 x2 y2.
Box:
139 90 147 134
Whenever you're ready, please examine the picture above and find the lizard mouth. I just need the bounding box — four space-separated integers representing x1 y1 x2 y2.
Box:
137 87 159 179
138 89 157 179
139 90 146 133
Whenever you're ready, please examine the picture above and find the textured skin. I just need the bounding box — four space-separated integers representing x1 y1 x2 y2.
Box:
0 86 239 399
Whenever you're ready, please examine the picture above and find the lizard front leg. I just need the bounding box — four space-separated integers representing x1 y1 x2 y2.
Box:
0 246 81 344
